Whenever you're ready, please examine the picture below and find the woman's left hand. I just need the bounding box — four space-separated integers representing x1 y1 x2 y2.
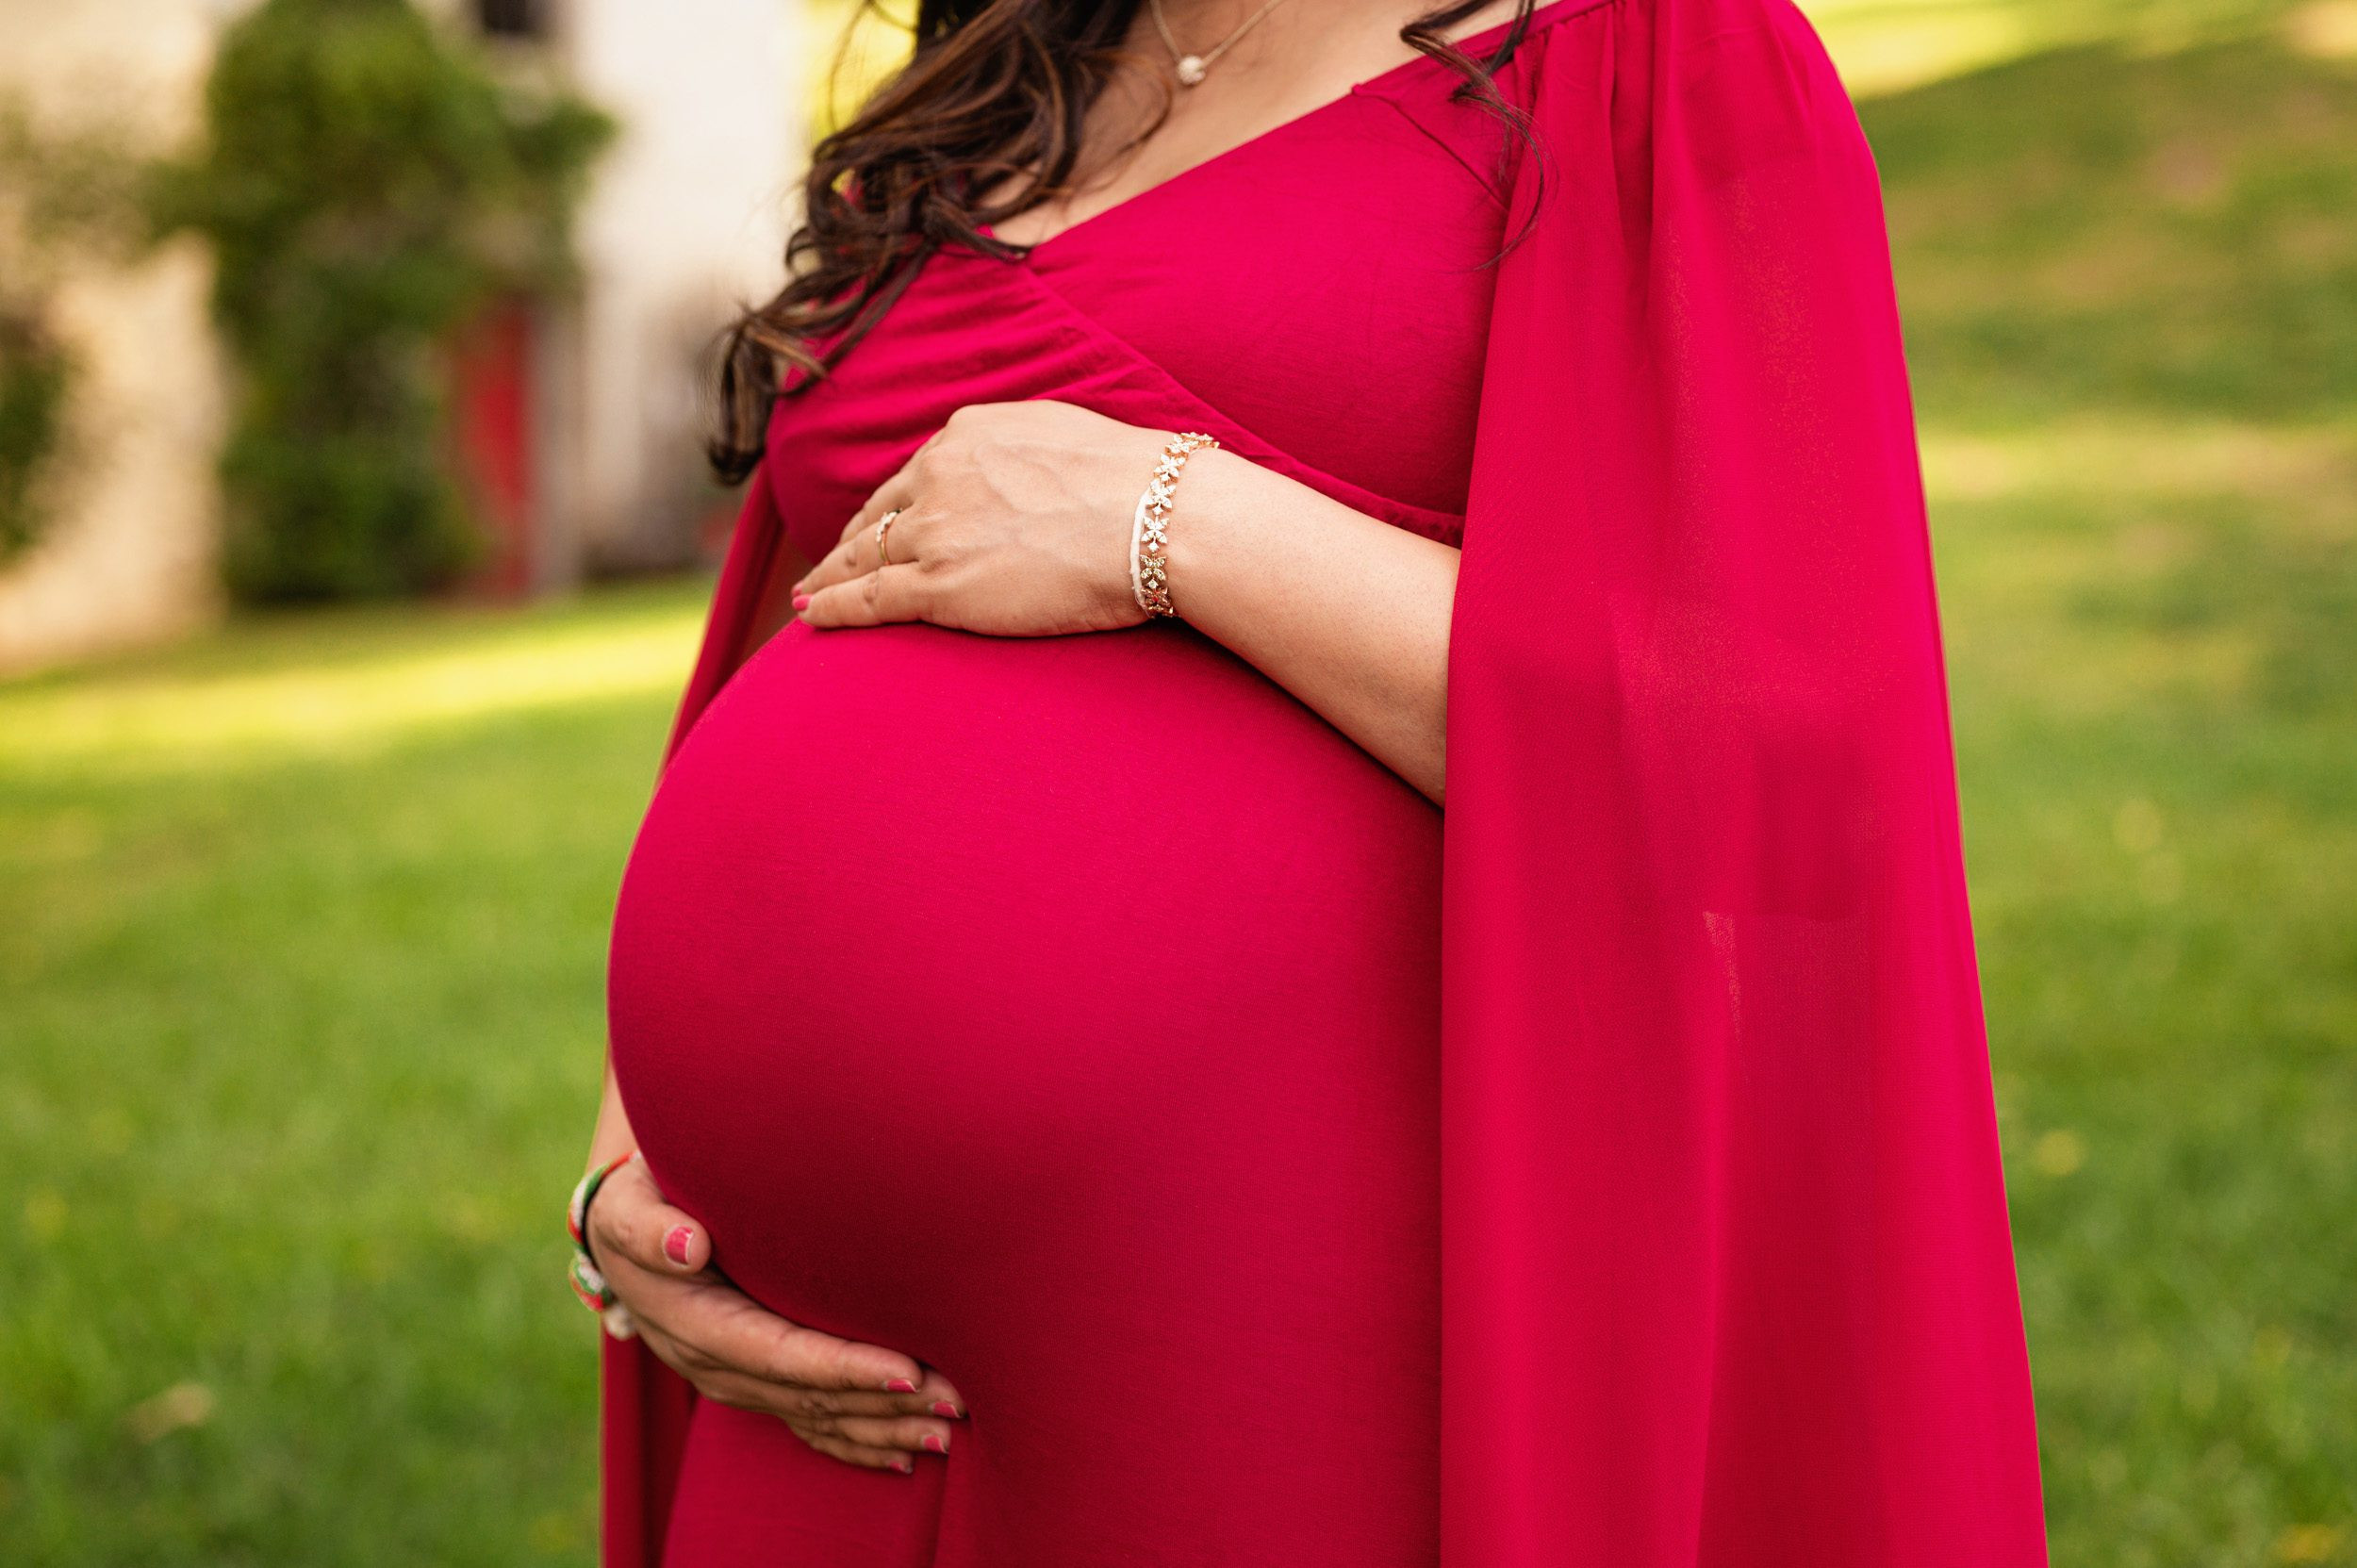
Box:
791 400 1180 635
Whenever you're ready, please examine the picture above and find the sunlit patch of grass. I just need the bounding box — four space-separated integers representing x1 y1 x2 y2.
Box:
0 582 703 779
1812 0 2311 93
1922 419 2357 505
1810 0 2046 94
1920 416 2357 719
2289 0 2357 57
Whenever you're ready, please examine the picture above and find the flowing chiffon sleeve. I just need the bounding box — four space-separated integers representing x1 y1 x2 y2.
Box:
1438 1 2048 1562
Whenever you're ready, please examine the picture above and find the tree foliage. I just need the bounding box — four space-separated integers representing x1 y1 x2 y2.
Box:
152 0 613 602
0 97 144 566
0 313 72 563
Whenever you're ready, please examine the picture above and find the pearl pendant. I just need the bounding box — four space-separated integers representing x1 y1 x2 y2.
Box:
1176 53 1208 85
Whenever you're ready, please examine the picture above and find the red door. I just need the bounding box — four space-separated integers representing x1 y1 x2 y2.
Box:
450 294 538 599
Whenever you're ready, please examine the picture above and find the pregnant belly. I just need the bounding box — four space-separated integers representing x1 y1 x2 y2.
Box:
606 619 1441 1475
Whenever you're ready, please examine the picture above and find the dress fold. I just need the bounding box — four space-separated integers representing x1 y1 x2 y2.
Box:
1438 2 2047 1561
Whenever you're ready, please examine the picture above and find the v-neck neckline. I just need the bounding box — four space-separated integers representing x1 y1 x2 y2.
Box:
974 0 1597 260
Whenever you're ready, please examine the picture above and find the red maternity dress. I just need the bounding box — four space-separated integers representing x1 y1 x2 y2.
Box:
602 3 2053 1566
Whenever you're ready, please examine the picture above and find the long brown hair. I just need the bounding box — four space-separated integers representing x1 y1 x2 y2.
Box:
709 0 1544 482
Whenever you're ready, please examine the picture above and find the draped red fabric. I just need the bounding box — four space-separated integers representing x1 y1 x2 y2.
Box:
597 465 783 1567
598 1 2049 1560
1437 1 2047 1561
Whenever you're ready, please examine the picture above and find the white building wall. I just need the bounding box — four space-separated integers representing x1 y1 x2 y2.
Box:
558 0 809 569
0 0 815 672
0 0 235 675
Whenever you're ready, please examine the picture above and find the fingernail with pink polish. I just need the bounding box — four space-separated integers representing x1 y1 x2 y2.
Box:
662 1226 694 1265
891 1455 915 1474
791 592 811 611
883 1377 916 1393
931 1400 960 1418
922 1432 948 1454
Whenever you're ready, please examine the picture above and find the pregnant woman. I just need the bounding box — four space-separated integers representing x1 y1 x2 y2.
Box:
576 0 2052 1564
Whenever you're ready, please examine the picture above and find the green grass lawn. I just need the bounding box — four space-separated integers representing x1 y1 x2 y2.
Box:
5 7 2355 1565
1857 23 2357 1564
1 584 706 1563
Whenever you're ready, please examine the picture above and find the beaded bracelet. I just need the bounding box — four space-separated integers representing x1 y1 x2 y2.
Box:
1129 431 1221 619
566 1149 640 1339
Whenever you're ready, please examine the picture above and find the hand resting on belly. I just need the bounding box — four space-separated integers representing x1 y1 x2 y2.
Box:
586 1151 967 1473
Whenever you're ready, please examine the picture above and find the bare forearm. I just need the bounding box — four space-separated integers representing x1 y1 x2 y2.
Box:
788 403 1456 801
586 1061 638 1171
1163 449 1456 804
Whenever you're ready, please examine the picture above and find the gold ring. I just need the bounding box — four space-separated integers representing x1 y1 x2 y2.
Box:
875 508 901 569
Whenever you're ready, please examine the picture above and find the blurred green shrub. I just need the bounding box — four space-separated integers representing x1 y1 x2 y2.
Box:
0 97 144 564
0 311 73 562
150 0 613 602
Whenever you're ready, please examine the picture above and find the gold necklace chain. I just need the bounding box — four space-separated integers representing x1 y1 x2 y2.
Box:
1146 0 1299 86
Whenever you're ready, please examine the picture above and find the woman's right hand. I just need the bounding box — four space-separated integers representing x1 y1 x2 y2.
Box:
585 1156 965 1473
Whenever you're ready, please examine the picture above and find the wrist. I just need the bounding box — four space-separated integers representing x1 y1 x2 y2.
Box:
566 1148 640 1337
1123 431 1236 620
1154 446 1261 624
